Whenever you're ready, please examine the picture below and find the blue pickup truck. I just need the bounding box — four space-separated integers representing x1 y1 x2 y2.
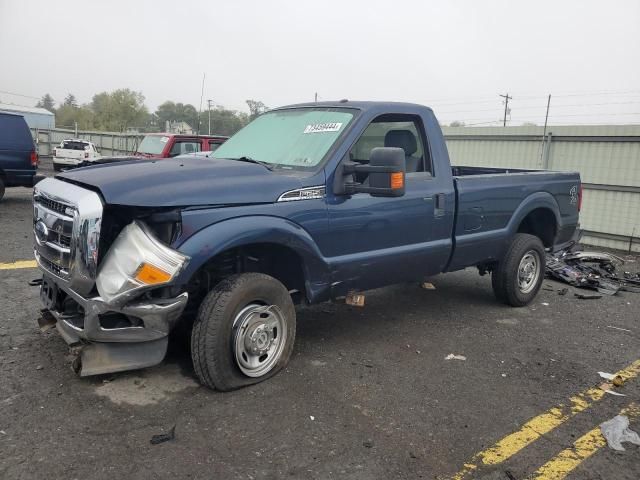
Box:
33 101 581 390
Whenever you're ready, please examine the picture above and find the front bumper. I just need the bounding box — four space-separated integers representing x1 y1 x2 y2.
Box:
38 270 188 375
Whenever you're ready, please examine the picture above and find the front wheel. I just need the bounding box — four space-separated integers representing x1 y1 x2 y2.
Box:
492 233 545 307
190 273 296 391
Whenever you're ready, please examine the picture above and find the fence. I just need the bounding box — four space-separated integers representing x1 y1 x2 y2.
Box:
31 127 144 157
442 124 640 252
28 125 640 252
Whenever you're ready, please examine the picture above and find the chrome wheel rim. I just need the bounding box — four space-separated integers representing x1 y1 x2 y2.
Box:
518 250 540 294
233 303 287 378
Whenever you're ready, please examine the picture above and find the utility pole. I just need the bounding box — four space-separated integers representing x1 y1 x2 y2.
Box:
207 99 213 135
540 94 552 165
499 93 512 127
314 92 318 103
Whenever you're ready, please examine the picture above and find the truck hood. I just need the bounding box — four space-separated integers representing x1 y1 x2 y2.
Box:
58 157 305 207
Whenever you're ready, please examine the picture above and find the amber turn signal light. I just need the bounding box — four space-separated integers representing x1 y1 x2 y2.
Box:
390 172 404 189
135 262 172 285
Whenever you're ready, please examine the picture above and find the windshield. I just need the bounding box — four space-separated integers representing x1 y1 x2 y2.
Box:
213 108 355 169
137 135 169 155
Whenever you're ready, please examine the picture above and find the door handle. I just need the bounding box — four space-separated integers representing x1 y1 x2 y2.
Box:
434 193 445 217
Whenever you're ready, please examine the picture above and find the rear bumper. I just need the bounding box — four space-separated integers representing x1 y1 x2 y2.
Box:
53 157 82 165
3 168 37 187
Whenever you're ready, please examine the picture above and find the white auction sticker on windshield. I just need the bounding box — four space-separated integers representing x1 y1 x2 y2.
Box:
160 136 169 143
304 123 343 134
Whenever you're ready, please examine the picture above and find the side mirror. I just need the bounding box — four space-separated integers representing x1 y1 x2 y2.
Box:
339 147 406 197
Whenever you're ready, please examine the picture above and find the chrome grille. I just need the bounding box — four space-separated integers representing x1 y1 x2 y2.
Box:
36 196 70 215
33 178 103 295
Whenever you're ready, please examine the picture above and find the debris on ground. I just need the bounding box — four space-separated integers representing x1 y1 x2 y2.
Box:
558 288 568 296
600 415 640 451
607 325 632 333
598 372 625 386
545 232 640 296
150 425 176 445
363 439 374 448
575 293 602 300
445 354 467 361
345 291 365 307
599 383 626 396
421 282 436 290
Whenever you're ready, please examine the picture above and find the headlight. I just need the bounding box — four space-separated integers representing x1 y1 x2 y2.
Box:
96 221 189 304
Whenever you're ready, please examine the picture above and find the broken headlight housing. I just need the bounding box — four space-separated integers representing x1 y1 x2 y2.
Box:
96 221 189 304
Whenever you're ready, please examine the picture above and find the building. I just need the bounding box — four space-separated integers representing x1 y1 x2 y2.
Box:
0 102 55 129
165 120 194 135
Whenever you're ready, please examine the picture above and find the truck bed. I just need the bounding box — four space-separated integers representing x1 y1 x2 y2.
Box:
447 166 581 271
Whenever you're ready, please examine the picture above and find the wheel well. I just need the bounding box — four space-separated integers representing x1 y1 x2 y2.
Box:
517 208 557 247
185 243 307 307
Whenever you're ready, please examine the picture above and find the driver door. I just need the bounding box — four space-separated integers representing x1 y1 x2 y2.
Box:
325 114 452 294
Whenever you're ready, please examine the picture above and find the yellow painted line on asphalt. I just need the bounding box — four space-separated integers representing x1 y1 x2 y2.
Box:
450 359 640 480
532 403 640 480
0 260 38 270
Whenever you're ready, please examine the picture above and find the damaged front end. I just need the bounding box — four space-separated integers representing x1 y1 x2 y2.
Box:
33 178 190 376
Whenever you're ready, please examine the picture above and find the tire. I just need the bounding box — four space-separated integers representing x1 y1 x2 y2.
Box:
53 164 62 172
0 177 5 202
492 233 545 307
190 273 296 391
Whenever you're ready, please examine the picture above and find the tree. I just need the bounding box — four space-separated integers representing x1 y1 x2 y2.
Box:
449 120 466 127
63 94 78 108
91 88 148 132
56 104 95 130
35 94 55 113
198 107 249 136
154 101 199 131
246 99 268 120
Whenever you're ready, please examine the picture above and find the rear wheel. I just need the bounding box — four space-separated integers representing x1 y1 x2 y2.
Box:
190 273 296 391
53 163 62 172
492 233 545 307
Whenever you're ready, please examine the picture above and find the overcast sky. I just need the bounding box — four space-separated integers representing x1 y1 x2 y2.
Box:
1 0 639 125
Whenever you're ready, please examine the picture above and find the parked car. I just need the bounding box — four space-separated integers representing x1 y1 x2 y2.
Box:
134 133 227 158
0 112 39 201
53 139 101 171
32 101 580 390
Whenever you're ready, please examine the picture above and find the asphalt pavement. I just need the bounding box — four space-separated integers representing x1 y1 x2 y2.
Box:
1 182 639 480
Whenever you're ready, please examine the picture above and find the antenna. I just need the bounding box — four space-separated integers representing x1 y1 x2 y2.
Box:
197 73 205 135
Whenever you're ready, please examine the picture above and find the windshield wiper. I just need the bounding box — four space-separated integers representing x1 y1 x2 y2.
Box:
226 156 274 171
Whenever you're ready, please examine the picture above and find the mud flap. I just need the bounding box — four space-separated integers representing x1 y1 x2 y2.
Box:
75 337 169 377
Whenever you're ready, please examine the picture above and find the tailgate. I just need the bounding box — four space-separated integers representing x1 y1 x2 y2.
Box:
56 148 85 160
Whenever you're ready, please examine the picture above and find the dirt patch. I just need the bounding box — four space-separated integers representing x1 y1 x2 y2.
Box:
94 364 198 405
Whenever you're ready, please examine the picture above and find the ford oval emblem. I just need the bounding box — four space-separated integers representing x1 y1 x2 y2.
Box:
34 220 49 245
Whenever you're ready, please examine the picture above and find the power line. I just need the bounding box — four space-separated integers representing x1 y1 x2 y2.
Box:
0 89 40 100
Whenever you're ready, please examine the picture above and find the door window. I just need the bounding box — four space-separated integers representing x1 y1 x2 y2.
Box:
350 114 432 175
169 141 201 156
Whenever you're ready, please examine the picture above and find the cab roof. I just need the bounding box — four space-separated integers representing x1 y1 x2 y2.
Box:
275 100 434 112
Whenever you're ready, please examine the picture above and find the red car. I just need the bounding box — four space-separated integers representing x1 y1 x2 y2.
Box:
134 133 228 158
